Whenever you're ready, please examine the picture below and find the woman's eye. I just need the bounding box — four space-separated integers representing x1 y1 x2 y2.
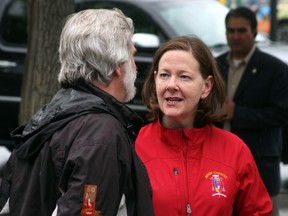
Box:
180 75 191 80
159 73 169 78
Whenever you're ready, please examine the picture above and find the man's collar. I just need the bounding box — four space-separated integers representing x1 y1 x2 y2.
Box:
226 45 256 66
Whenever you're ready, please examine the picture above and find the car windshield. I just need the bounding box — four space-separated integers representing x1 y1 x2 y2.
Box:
154 0 229 47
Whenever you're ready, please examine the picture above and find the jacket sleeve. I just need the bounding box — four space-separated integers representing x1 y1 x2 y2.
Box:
233 144 272 215
56 114 130 216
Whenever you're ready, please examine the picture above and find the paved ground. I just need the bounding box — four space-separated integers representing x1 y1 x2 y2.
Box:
279 191 288 216
279 162 288 216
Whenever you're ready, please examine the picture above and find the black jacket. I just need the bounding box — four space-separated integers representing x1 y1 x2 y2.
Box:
216 47 288 195
0 82 154 216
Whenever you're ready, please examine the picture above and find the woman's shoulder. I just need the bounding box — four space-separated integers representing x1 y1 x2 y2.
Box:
138 121 158 136
207 125 249 153
209 125 244 143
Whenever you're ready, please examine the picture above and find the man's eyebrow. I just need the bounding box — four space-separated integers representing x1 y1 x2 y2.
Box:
226 27 247 31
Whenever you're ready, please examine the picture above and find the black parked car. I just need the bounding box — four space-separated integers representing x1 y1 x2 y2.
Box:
0 0 287 150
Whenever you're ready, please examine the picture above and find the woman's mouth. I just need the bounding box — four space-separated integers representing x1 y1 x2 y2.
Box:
166 97 182 104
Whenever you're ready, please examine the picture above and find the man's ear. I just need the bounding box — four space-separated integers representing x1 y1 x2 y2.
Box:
114 64 123 78
253 31 257 38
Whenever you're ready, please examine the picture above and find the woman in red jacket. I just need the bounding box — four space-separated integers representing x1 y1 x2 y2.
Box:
135 35 272 216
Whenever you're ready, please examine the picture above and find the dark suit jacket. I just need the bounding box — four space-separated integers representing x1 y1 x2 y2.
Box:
216 47 288 195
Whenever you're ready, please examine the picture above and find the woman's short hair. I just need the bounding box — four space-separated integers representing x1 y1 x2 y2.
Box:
58 8 134 87
142 35 225 127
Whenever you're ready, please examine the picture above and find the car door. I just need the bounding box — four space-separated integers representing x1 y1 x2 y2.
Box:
0 0 27 149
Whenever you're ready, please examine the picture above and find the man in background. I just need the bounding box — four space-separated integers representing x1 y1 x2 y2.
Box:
216 7 288 216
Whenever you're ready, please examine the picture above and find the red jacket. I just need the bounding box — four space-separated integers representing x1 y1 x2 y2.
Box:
136 121 272 216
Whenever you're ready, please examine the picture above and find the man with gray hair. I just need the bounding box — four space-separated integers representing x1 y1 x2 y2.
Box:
0 9 154 216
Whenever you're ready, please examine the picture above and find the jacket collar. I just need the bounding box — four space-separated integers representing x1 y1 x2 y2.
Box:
75 82 144 136
156 119 209 148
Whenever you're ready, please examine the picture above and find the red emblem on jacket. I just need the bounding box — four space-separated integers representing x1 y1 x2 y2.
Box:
81 184 102 216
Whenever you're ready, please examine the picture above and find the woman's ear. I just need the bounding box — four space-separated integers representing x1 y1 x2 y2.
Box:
201 75 213 99
153 70 157 79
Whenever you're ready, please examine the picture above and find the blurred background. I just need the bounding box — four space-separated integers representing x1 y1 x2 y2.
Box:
0 0 287 215
219 0 288 43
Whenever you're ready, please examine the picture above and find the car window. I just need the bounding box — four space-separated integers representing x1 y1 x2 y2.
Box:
0 0 27 46
76 1 168 41
154 1 228 47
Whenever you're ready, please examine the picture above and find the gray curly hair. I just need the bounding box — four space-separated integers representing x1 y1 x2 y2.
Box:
58 8 134 87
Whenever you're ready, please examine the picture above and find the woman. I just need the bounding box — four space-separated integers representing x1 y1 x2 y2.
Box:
135 35 272 216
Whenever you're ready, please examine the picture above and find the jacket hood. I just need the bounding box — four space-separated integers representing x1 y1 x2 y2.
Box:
11 82 144 159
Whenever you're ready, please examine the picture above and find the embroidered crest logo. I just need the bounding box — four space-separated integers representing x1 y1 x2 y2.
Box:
210 174 226 197
81 184 102 216
205 171 228 198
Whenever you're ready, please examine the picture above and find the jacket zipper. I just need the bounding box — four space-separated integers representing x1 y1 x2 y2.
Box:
187 203 191 215
184 134 191 216
174 166 192 216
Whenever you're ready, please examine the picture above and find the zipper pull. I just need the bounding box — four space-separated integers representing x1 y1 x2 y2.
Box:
173 167 179 175
187 203 191 216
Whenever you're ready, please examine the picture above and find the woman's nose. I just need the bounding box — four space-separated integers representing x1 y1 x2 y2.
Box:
166 76 178 91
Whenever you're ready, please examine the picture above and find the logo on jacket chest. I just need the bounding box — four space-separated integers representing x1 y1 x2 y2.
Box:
205 171 227 198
